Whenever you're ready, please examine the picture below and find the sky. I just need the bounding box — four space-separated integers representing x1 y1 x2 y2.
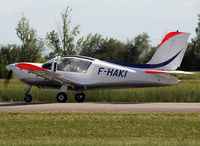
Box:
0 0 199 48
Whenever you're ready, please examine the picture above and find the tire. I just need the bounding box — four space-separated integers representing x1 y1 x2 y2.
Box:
57 92 67 103
24 94 32 103
75 93 85 103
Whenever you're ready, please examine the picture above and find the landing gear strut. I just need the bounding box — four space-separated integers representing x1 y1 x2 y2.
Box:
75 93 85 103
24 85 32 103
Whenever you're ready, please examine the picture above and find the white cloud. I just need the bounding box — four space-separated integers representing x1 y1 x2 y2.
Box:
0 0 33 15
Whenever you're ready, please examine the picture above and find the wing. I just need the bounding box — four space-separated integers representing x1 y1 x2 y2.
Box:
145 70 195 75
17 63 81 86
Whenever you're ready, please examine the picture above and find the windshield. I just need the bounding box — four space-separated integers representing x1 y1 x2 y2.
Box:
57 58 91 73
42 59 54 70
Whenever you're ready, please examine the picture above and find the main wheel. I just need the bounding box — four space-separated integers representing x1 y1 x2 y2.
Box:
24 94 32 103
57 92 67 103
75 93 85 103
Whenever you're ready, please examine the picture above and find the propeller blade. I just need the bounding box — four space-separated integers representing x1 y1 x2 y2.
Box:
4 70 13 87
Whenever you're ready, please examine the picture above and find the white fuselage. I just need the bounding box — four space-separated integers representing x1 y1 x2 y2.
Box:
8 58 179 91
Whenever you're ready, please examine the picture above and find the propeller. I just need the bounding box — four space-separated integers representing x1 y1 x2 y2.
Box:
4 70 13 87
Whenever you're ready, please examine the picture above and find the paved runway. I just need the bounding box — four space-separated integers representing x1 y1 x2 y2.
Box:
0 102 200 112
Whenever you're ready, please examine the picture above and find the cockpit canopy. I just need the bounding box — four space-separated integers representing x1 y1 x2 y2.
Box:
42 56 92 73
42 58 54 70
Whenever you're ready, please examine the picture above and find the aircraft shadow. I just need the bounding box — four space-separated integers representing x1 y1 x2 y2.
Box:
0 102 56 107
91 102 147 104
0 102 147 107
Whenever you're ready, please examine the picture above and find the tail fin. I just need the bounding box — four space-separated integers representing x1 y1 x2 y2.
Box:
147 31 190 70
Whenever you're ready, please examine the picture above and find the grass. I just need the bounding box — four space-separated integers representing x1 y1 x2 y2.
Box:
1 77 200 102
0 112 199 145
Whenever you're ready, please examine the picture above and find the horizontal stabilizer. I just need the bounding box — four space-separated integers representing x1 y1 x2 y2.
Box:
145 70 195 75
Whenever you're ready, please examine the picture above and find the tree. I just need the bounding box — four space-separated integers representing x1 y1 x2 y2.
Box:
80 33 104 57
16 14 44 62
61 6 80 55
181 14 200 70
46 30 61 54
95 38 124 61
142 46 157 63
0 44 21 64
0 44 22 78
46 6 80 57
80 34 126 61
80 32 151 63
120 32 150 64
0 54 8 78
192 14 200 70
45 30 61 59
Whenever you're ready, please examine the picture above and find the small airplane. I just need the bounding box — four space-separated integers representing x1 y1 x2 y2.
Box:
5 31 193 103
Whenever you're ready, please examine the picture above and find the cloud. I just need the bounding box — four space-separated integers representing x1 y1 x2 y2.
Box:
0 0 33 15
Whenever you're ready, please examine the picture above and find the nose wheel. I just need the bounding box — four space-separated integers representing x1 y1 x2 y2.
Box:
24 85 32 103
57 92 68 103
24 94 32 103
75 93 85 103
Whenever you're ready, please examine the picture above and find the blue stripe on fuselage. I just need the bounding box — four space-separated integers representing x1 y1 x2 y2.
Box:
108 50 182 69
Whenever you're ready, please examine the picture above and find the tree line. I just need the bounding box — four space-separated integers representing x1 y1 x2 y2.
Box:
0 7 200 78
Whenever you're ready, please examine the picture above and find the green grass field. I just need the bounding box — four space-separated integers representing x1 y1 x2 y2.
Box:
1 73 200 102
0 112 199 145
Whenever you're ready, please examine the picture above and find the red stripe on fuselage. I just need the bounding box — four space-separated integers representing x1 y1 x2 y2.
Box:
17 63 47 71
158 32 184 48
145 70 166 74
